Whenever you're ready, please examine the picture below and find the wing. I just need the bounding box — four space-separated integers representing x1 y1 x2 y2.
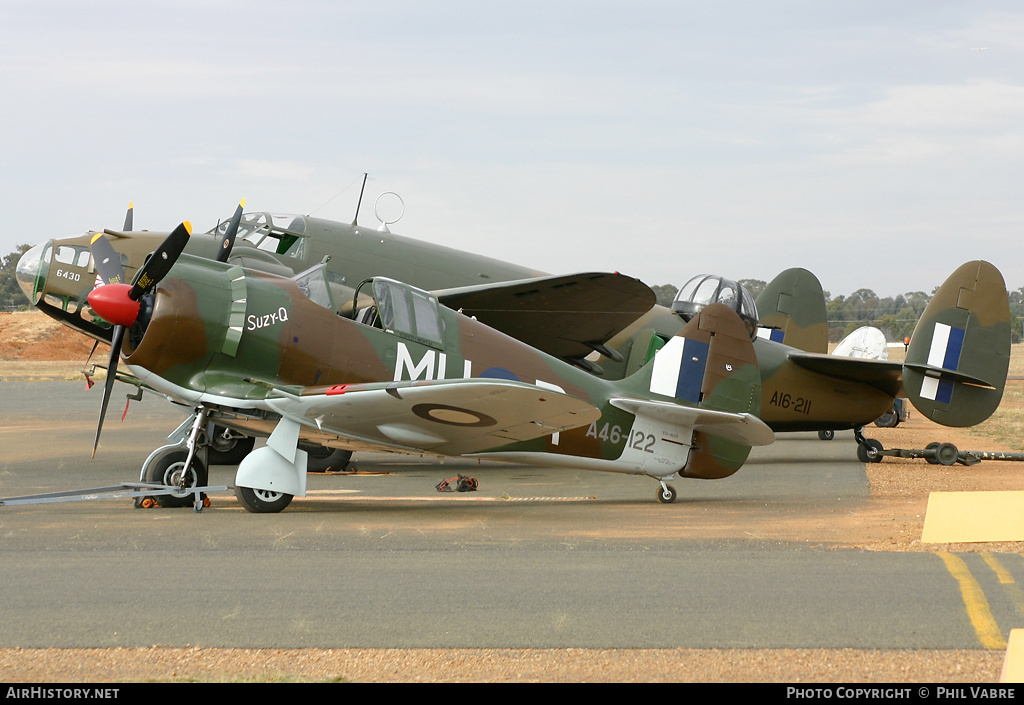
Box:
787 352 904 398
263 378 601 456
435 272 656 365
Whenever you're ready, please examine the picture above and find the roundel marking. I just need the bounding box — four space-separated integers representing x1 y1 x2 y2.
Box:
480 367 519 381
412 403 498 427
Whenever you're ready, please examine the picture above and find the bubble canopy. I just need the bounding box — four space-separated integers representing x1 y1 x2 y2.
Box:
671 274 759 340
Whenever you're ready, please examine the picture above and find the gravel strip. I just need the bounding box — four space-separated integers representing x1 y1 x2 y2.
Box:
0 647 1006 683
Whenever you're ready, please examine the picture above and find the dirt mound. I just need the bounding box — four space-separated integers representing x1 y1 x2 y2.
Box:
0 310 98 361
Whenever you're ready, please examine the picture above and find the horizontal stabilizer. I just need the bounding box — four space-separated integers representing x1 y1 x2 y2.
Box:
789 352 903 398
626 302 767 479
265 378 601 456
903 261 1010 427
611 397 774 446
435 272 656 364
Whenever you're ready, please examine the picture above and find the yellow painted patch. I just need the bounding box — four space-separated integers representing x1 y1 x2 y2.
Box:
1002 629 1024 682
922 491 1024 543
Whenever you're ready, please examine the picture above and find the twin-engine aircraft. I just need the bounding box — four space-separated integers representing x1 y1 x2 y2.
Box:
17 200 1012 469
68 223 775 511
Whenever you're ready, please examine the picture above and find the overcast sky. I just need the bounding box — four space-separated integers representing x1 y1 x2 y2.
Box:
2 1 1022 298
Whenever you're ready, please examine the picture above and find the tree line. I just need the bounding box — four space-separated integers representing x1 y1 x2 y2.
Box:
652 279 1024 344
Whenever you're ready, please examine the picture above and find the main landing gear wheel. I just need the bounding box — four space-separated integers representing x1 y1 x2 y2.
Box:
856 439 884 463
817 430 835 441
207 426 255 466
235 485 293 513
657 484 677 504
874 407 900 428
300 444 353 473
145 449 208 508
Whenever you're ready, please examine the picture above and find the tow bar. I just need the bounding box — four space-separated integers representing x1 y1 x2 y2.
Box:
0 482 228 512
865 441 1024 467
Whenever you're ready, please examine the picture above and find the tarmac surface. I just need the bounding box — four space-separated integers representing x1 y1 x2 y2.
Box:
0 382 1021 658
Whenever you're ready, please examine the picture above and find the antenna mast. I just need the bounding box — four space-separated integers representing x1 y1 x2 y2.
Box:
352 173 368 226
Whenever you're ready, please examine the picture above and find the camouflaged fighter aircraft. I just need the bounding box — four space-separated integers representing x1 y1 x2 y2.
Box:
62 222 774 512
17 200 1012 466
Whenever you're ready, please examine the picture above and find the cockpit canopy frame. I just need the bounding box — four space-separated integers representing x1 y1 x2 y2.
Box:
672 274 759 340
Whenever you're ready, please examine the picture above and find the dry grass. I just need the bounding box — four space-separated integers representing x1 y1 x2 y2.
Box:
961 382 1024 452
843 343 1024 453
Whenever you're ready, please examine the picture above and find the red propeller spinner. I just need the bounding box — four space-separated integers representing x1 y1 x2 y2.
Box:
87 283 142 327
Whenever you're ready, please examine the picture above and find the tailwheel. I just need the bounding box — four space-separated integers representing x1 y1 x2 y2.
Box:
657 483 677 504
856 438 884 463
234 485 293 513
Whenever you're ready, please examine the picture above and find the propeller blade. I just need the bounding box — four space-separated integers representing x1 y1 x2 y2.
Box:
129 221 191 301
89 220 190 457
215 199 245 263
123 201 134 232
89 233 126 285
92 324 125 458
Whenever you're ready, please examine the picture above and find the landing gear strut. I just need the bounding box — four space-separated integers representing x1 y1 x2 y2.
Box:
138 405 215 510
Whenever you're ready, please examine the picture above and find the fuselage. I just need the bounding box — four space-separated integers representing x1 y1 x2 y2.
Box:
20 212 893 432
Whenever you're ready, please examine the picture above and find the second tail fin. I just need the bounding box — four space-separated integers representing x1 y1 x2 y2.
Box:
755 268 828 353
903 260 1010 427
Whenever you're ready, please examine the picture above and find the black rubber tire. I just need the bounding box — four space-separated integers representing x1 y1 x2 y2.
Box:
207 426 256 466
874 407 899 428
817 430 835 441
300 444 353 473
856 439 884 463
145 449 208 508
234 485 293 513
936 442 959 466
925 442 941 465
656 484 677 504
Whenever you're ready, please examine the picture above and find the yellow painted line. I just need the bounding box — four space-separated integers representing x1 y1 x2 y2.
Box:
983 553 1016 584
981 553 1024 620
938 552 1007 650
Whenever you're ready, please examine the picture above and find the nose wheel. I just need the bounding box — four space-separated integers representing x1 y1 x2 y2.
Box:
657 482 677 504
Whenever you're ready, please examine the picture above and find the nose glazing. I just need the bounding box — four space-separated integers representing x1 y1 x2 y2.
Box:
15 242 50 305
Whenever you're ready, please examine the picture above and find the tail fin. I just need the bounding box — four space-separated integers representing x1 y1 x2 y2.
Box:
755 268 828 353
903 260 1010 427
833 326 889 360
622 302 769 479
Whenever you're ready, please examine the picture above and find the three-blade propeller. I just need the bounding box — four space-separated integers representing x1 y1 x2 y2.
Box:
86 221 192 456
